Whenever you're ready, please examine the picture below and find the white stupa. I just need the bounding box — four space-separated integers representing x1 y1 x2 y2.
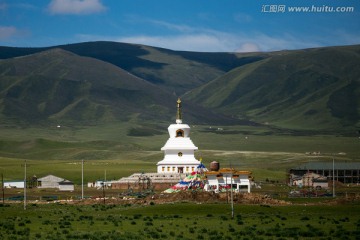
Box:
156 98 201 173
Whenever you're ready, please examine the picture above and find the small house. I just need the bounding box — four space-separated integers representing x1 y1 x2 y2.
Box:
289 172 329 189
38 175 65 188
37 174 74 191
58 180 74 191
4 181 25 189
205 168 252 193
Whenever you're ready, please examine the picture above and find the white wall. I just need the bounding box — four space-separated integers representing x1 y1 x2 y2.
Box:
4 181 25 188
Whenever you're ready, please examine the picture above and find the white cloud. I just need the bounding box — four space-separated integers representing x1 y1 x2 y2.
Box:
235 43 260 53
116 20 322 52
116 32 322 53
75 32 329 53
149 20 195 33
73 20 360 53
47 0 106 15
0 26 19 40
119 34 229 52
234 13 252 23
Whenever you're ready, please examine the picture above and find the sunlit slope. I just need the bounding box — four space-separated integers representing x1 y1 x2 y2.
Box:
0 48 175 124
184 45 360 130
0 41 266 95
0 48 237 126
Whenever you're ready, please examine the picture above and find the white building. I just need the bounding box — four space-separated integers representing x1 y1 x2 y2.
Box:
87 180 112 189
38 175 64 188
289 172 329 189
205 169 252 193
58 180 74 191
4 181 25 189
157 98 201 174
38 174 74 191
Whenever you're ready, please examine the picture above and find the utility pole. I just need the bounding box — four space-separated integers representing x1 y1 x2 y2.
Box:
81 160 84 200
229 161 234 219
225 174 228 203
24 160 27 210
1 173 4 204
104 170 107 204
230 170 234 219
102 182 106 205
333 158 336 197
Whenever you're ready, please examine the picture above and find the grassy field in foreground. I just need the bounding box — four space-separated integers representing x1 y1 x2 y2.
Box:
1 202 360 239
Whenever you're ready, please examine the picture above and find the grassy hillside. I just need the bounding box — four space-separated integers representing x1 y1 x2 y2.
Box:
0 48 236 126
0 41 266 95
184 45 360 132
1 42 358 132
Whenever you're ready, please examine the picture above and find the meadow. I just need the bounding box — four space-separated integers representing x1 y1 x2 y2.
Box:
0 123 359 184
1 123 360 239
1 201 360 240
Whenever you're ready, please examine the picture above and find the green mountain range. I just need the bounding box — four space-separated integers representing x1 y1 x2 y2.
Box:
184 45 360 131
0 42 359 133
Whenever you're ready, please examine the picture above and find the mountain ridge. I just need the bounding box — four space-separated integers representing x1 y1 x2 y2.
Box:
0 42 359 132
0 41 267 95
183 45 360 130
0 47 239 127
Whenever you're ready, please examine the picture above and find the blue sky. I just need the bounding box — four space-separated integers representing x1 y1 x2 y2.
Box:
0 0 359 52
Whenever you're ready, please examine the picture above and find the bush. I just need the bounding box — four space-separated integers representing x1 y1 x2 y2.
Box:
220 215 228 221
145 221 153 226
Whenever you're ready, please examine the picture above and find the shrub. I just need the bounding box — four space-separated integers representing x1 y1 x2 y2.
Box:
228 224 235 233
237 220 244 225
145 221 153 226
220 215 228 221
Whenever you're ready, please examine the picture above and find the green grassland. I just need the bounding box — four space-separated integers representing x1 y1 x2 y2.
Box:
0 123 359 184
1 122 360 239
1 202 360 239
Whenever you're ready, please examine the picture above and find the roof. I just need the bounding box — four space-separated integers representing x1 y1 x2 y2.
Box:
4 180 24 183
291 162 360 170
59 180 73 184
313 179 328 183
